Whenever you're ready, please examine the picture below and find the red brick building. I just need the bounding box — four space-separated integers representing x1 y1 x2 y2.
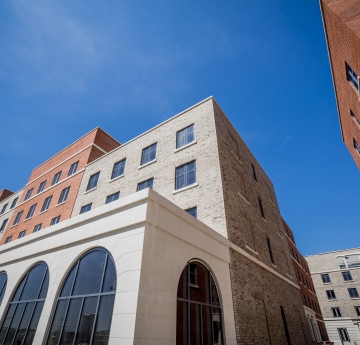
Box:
320 0 360 170
283 219 329 343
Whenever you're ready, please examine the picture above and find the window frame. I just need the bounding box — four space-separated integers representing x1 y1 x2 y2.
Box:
140 143 157 166
10 197 18 209
342 271 353 282
80 203 92 214
58 187 70 204
41 196 52 212
185 207 197 218
24 188 33 201
355 306 360 317
321 274 331 284
4 236 12 244
0 204 8 215
51 171 62 186
176 124 195 149
18 230 26 239
87 172 100 191
105 192 120 204
111 159 126 180
266 237 275 265
175 160 196 190
26 204 37 219
338 328 350 342
68 161 79 176
326 290 336 300
348 288 359 299
0 219 8 232
13 210 23 226
37 180 47 194
50 216 60 226
33 224 42 233
332 307 342 318
137 178 154 191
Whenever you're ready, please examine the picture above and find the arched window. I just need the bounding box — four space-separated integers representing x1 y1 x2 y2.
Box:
0 262 49 345
177 260 224 345
0 272 7 305
46 248 116 345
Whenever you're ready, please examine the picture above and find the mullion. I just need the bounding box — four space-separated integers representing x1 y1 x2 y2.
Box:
9 298 45 305
57 291 114 301
0 279 6 299
17 272 29 303
177 298 214 308
1 303 20 345
187 263 190 345
20 302 37 345
208 271 214 345
199 304 203 345
35 267 48 300
9 302 28 345
72 297 85 345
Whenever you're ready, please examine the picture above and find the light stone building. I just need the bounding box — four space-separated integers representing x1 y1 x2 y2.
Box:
307 248 360 344
0 97 313 344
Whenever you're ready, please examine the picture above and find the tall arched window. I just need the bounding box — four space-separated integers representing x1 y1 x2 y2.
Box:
0 262 49 345
0 272 7 305
177 260 224 345
46 248 116 345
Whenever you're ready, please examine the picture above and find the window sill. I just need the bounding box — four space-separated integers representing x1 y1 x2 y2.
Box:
271 263 277 268
262 217 268 223
245 245 258 256
350 297 360 300
138 159 157 170
56 201 67 207
327 299 337 302
286 273 292 279
323 282 332 285
24 217 32 222
276 232 284 240
344 280 354 283
231 151 243 165
10 224 18 228
172 183 199 195
238 192 250 205
109 174 124 183
38 210 48 215
84 187 97 195
174 140 197 153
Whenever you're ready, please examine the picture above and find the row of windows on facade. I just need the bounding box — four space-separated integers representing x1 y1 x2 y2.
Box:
301 293 321 315
284 226 295 244
331 306 360 318
290 246 311 275
0 197 19 216
296 269 315 294
321 270 355 284
325 287 359 300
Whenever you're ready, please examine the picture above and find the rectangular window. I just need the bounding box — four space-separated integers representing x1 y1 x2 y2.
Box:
33 224 42 232
106 192 120 204
280 306 291 345
326 290 336 300
176 124 194 149
58 187 70 204
251 164 257 181
0 204 8 215
137 178 154 191
354 138 360 155
259 198 265 218
351 110 360 126
41 196 52 212
141 143 157 165
175 160 196 190
52 171 62 186
348 288 359 298
18 230 26 239
185 207 197 218
338 328 350 342
26 204 37 219
346 62 359 89
4 236 12 244
37 180 46 194
321 274 331 283
111 159 126 179
87 172 100 191
80 204 92 214
342 271 353 281
267 237 275 264
10 197 18 209
189 263 197 286
24 188 33 201
13 211 23 225
0 219 8 232
332 308 342 318
68 161 79 176
50 216 60 226
355 306 360 317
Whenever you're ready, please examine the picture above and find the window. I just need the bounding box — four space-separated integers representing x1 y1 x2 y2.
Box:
338 328 350 342
267 237 275 265
4 236 12 244
87 172 100 191
37 180 46 194
18 230 26 238
280 306 291 345
321 274 331 283
338 254 360 269
346 62 359 89
111 159 126 179
185 207 197 218
137 178 154 191
0 262 49 345
24 188 33 201
10 197 18 209
251 164 257 181
342 271 353 281
141 143 157 165
351 110 360 126
50 216 60 226
354 138 360 155
332 308 342 317
175 160 196 190
0 272 7 305
68 161 79 176
80 203 92 214
33 224 42 232
45 248 116 345
176 260 224 345
290 247 295 258
176 124 194 149
106 192 120 204
0 219 8 232
0 204 8 215
326 290 336 300
52 171 62 185
259 198 265 218
41 195 52 212
355 306 360 317
13 210 23 225
26 204 37 219
348 288 359 298
58 187 70 204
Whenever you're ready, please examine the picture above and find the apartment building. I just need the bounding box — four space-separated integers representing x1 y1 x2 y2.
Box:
307 248 360 344
0 97 313 344
320 0 360 170
283 219 329 343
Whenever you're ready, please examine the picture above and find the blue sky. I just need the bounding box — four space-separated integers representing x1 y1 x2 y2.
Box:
0 0 359 255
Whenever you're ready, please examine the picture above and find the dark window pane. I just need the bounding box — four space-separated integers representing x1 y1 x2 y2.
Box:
202 306 212 345
0 272 7 305
102 258 117 293
212 307 223 345
21 264 47 301
189 304 201 345
46 300 68 345
190 263 210 304
39 270 49 299
60 298 82 345
92 294 115 345
211 276 220 306
0 304 16 344
176 301 188 345
4 303 26 345
12 279 26 302
23 303 43 345
60 266 77 297
73 250 106 296
74 296 98 345
13 302 35 344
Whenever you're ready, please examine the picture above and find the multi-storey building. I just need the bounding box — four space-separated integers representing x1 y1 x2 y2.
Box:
307 248 360 344
320 0 360 170
282 219 329 343
0 97 313 344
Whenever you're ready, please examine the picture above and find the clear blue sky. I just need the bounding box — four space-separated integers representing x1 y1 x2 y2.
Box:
1 0 359 255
